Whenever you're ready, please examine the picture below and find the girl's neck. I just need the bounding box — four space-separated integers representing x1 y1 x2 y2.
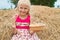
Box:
19 14 28 17
19 14 28 19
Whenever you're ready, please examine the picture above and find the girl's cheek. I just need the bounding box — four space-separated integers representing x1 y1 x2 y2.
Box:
19 9 22 12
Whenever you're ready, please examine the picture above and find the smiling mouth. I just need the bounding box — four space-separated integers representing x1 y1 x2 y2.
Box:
20 11 25 13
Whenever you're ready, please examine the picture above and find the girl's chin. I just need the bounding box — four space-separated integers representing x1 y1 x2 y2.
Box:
21 14 26 16
20 13 26 14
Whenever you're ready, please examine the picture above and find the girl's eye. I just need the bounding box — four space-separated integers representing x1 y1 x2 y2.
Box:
24 8 27 9
20 7 23 9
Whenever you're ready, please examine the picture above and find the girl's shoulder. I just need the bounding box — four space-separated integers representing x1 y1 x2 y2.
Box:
12 14 18 20
28 14 30 17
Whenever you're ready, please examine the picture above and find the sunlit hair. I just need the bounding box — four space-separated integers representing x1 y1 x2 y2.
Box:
17 0 31 8
15 0 31 15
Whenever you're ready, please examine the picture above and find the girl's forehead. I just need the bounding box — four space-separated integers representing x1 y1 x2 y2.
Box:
19 4 30 7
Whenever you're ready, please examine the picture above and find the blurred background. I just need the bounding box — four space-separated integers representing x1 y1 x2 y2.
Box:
0 0 60 9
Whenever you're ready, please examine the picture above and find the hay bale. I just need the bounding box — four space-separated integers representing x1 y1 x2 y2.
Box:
0 5 60 40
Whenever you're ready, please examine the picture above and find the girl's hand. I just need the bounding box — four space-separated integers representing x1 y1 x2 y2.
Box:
30 30 35 35
13 28 17 35
13 28 21 35
17 30 21 35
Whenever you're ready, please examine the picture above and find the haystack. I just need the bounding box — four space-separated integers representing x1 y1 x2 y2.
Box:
0 5 60 40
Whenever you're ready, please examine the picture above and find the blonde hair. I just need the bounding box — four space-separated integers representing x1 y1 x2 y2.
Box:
15 0 31 15
17 0 31 8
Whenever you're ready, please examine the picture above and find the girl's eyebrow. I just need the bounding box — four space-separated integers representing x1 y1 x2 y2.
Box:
25 8 27 9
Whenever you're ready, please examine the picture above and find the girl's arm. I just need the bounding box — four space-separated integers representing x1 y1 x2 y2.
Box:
12 21 17 35
30 23 46 32
12 27 17 35
12 15 18 35
29 25 35 35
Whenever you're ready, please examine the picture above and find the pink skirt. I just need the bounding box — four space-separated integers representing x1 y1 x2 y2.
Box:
11 29 40 40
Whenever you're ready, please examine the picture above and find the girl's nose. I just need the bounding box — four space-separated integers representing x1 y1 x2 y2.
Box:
22 9 25 12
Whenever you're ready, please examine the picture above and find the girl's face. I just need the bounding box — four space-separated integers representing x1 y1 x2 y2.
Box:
19 4 30 16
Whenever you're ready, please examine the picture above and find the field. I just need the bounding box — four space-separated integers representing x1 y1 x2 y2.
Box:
0 5 60 40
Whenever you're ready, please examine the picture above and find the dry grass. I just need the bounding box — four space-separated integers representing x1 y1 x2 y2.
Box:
0 5 60 40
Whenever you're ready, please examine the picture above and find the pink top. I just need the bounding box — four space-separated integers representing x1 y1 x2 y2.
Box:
15 15 30 29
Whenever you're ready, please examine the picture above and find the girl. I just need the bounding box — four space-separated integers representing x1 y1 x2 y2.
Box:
11 0 40 40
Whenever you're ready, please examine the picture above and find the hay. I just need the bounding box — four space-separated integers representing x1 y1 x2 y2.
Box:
0 5 60 40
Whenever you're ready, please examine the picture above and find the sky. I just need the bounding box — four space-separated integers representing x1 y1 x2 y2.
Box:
54 0 60 8
0 0 60 9
0 0 15 9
